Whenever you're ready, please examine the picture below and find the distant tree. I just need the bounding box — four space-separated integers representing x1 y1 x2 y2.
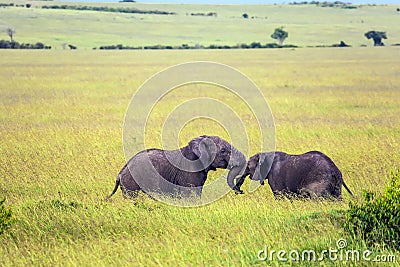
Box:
271 27 288 46
364 31 387 46
35 42 45 49
242 13 248 19
250 42 262 48
6 28 15 42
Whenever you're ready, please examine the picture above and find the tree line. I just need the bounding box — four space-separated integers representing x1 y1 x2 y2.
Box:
0 40 51 49
0 28 391 50
0 26 391 50
40 5 175 15
97 42 297 50
289 1 358 9
0 9 393 51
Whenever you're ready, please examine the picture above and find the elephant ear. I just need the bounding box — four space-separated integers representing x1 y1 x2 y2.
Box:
248 153 260 173
188 136 216 170
254 153 272 185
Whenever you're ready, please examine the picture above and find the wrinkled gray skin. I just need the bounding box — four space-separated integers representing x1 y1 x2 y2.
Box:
107 135 247 199
235 151 353 199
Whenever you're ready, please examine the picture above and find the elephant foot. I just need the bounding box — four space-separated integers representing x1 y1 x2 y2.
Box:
233 185 244 194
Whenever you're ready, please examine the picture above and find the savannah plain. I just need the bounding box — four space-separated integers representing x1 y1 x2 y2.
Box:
0 1 400 266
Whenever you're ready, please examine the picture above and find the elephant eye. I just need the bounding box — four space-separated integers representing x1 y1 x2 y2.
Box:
221 148 226 154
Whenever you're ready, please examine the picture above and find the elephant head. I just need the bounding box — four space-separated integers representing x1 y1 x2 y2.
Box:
245 152 274 185
188 135 247 192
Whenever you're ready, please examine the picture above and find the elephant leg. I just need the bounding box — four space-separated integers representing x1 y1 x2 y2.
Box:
300 181 334 200
121 185 139 199
233 176 245 194
331 184 343 200
273 191 285 200
298 188 321 201
120 171 141 198
193 187 203 198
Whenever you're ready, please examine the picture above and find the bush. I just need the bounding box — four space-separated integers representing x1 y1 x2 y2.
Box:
250 42 262 48
0 40 51 49
0 197 13 235
265 43 281 48
41 5 175 15
95 42 298 50
344 169 400 250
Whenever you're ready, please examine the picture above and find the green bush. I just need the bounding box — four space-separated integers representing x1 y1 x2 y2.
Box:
0 40 51 49
41 5 175 15
0 197 14 235
344 169 400 250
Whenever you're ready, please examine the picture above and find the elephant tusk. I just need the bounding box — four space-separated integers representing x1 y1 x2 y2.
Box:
234 174 242 180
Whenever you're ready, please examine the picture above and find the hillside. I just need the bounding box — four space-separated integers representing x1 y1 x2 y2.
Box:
0 1 399 49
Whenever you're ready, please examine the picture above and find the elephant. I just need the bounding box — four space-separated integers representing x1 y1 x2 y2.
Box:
235 151 353 199
107 135 247 199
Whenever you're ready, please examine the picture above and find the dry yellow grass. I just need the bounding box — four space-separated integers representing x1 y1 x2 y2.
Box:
0 47 399 265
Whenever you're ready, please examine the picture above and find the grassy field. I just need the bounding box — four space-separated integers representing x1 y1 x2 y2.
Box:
0 1 399 265
0 1 399 49
0 47 399 265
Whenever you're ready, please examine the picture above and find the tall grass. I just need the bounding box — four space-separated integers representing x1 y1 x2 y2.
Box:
0 47 399 265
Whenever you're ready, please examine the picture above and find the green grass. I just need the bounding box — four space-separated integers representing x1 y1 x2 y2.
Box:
0 47 399 265
0 2 399 49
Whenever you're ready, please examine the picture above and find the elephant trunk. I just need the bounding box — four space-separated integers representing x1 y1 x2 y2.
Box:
227 148 247 193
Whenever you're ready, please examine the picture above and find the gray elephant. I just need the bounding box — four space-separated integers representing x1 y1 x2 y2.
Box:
107 135 247 199
235 151 353 199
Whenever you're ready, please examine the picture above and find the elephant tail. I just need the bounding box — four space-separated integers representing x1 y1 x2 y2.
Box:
105 174 121 200
342 181 354 197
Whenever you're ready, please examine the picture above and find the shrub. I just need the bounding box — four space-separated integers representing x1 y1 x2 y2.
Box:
250 42 262 48
344 169 400 250
41 5 175 15
95 42 298 50
35 42 44 49
0 40 51 49
0 197 14 235
265 42 281 48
